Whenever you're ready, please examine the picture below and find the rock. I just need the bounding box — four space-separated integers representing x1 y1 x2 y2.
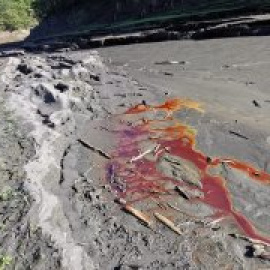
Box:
81 54 104 68
158 154 202 188
175 185 204 199
0 50 25 57
222 64 230 69
59 68 70 77
17 62 33 75
252 100 261 108
30 83 66 116
162 71 173 76
155 60 187 65
90 73 100 82
51 61 73 70
33 70 52 79
251 244 270 260
70 64 88 79
55 82 69 93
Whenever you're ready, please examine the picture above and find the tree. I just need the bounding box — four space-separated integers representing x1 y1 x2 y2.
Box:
0 0 35 31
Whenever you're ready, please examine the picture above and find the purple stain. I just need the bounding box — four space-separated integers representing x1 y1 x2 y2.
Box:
118 146 139 157
106 162 117 182
121 126 147 139
123 129 137 138
106 162 127 195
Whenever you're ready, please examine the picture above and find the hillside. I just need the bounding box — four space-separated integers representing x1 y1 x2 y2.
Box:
1 0 270 40
25 0 270 39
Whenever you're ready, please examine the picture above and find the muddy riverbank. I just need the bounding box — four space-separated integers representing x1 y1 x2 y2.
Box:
0 36 270 269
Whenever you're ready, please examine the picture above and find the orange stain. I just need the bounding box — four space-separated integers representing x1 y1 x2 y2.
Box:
154 98 204 114
150 124 196 145
125 98 203 115
222 159 270 184
125 104 150 114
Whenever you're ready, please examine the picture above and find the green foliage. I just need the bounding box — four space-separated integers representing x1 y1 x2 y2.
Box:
0 0 36 31
0 186 13 201
0 254 12 270
0 0 86 30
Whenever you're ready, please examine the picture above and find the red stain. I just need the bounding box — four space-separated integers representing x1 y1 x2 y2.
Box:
107 98 270 244
222 159 270 184
125 104 150 114
125 98 203 115
153 98 204 114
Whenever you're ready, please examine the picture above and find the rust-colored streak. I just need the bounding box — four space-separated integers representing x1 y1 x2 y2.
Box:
159 139 208 171
222 159 270 184
107 98 270 244
202 175 232 212
209 158 270 184
153 98 204 113
125 104 150 114
125 98 203 115
150 124 196 145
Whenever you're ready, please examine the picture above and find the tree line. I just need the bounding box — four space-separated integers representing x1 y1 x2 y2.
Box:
0 0 35 31
0 0 268 31
0 0 85 31
0 0 177 31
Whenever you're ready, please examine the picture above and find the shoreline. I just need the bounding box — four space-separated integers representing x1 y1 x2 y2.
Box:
0 36 270 268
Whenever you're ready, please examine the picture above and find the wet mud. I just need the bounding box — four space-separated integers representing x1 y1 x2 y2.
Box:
1 37 270 269
106 98 270 246
0 83 62 269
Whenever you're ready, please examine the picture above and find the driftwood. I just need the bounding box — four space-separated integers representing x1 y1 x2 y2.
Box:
175 185 204 200
154 212 182 235
77 139 111 159
229 130 249 140
252 244 270 260
229 233 270 260
117 198 152 228
175 186 190 200
129 144 160 163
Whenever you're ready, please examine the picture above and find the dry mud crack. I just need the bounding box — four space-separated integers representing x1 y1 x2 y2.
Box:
0 42 270 270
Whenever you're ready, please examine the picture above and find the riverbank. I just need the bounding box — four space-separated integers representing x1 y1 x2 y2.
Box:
0 36 270 269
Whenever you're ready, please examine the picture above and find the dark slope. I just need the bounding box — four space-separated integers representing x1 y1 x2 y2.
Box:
29 0 270 39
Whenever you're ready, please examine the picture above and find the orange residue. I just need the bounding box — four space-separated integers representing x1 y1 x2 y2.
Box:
107 98 270 244
153 98 204 113
222 159 270 184
150 124 196 145
125 104 150 114
209 158 270 184
125 98 203 116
